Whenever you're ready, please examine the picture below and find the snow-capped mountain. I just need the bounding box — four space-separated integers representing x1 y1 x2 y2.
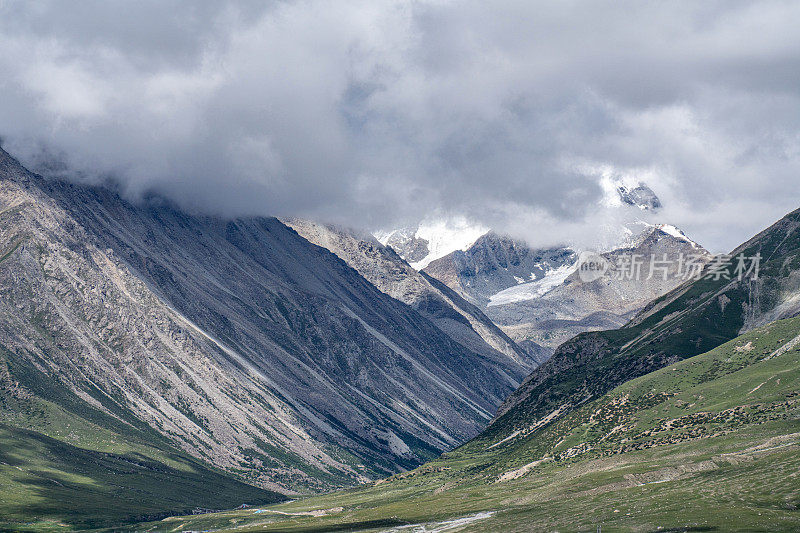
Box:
423 232 577 308
414 181 713 352
375 218 488 270
616 182 662 210
378 179 663 272
425 225 709 351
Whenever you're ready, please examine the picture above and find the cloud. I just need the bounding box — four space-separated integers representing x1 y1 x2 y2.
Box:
0 0 799 252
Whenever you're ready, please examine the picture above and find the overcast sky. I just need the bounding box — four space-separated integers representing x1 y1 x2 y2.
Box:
1 0 799 252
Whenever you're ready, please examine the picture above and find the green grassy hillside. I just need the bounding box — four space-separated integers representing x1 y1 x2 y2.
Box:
0 348 283 532
133 314 800 532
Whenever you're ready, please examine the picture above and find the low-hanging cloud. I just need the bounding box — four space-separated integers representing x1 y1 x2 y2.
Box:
1 0 799 252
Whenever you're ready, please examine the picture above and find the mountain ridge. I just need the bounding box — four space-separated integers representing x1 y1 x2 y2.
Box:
282 218 538 369
0 146 530 496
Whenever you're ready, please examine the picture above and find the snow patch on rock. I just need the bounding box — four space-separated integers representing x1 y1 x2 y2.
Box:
487 263 577 306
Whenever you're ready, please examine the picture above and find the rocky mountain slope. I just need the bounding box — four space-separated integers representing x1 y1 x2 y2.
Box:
0 356 284 530
423 225 708 351
486 224 710 349
490 206 800 434
0 146 528 496
282 219 540 367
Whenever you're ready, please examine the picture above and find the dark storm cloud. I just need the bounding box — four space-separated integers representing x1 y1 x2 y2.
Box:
1 0 799 251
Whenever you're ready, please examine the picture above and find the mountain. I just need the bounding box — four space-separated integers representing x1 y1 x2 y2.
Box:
485 224 710 349
0 146 529 501
616 182 662 210
491 206 800 431
282 219 540 367
132 312 800 532
423 225 708 351
375 219 487 270
423 232 577 308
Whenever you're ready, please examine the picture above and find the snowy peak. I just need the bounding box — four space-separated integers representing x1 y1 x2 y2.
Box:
422 231 577 307
653 223 699 247
484 223 701 309
599 173 663 211
376 218 488 270
375 227 430 264
616 182 662 211
625 223 702 250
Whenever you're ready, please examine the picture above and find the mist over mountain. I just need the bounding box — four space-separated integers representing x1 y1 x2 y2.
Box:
2 1 800 252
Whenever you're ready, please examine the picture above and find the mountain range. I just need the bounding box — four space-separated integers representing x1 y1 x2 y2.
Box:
2 143 799 532
490 205 800 431
378 183 709 355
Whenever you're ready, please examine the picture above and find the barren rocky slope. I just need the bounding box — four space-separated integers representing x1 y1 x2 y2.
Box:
0 147 528 493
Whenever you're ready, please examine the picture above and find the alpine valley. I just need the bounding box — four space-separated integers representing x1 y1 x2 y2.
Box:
123 199 800 533
1 145 799 533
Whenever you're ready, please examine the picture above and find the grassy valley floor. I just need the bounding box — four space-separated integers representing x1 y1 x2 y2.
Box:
129 316 800 532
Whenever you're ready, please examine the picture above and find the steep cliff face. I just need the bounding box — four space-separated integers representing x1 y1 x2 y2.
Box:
0 147 525 493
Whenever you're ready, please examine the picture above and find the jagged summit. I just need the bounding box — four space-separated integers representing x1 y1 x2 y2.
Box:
375 218 487 269
616 182 662 210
